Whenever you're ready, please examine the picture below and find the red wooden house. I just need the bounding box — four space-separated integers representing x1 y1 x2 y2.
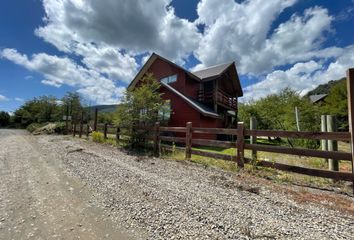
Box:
128 53 243 139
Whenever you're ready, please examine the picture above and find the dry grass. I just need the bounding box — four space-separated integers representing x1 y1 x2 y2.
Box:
159 141 353 195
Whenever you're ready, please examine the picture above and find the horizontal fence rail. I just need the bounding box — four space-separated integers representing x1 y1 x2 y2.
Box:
67 68 354 194
245 129 351 141
256 160 354 181
192 127 238 135
244 143 352 161
73 121 354 186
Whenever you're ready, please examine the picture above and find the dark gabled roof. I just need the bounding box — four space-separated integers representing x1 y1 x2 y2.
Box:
128 53 243 96
192 62 233 80
128 53 200 90
309 94 327 103
161 82 219 118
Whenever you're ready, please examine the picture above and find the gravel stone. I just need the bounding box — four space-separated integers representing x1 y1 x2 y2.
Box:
1 129 354 239
38 134 354 239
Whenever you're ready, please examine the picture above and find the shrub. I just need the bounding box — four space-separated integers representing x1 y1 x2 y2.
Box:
26 123 43 133
53 122 67 134
92 131 104 143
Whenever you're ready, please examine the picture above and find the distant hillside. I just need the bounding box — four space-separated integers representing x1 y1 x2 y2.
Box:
306 78 346 96
86 104 119 113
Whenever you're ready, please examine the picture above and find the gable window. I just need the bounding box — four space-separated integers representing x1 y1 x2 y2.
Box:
158 100 171 122
161 74 177 84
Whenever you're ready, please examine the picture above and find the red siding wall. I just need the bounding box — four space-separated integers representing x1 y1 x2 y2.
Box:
147 58 202 128
184 76 200 98
148 58 186 93
143 58 224 139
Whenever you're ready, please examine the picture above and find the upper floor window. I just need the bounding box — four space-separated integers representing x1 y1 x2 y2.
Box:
161 74 177 84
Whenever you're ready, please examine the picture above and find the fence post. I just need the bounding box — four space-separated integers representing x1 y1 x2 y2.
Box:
346 68 354 193
86 124 90 137
250 117 257 162
153 122 160 156
104 123 108 139
65 104 69 135
321 115 328 162
79 111 83 138
236 122 245 168
185 122 192 160
116 127 120 143
327 115 338 171
93 108 98 131
73 121 76 137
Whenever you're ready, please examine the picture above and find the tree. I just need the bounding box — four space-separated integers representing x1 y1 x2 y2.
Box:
98 112 115 124
238 88 321 148
13 96 62 126
322 80 348 130
0 111 10 127
11 91 83 127
115 73 163 146
61 92 84 123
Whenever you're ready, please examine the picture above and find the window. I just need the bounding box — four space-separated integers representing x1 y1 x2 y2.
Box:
158 100 171 121
161 74 177 84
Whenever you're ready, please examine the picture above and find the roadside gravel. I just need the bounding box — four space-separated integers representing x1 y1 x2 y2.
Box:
37 134 354 239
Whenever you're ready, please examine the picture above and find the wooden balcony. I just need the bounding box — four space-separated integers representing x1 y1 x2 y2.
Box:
198 89 237 110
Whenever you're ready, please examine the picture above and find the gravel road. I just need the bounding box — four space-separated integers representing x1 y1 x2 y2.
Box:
1 129 354 239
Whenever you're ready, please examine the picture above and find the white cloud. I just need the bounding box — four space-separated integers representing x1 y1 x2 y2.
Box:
24 75 33 80
194 1 337 75
35 0 201 63
1 0 353 104
1 0 202 104
242 45 354 101
0 48 124 104
0 94 8 101
15 97 24 102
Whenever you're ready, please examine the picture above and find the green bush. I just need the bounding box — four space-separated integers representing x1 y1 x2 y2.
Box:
92 131 104 143
26 123 43 133
53 122 67 134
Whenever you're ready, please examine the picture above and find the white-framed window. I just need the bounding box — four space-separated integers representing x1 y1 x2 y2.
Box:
161 74 177 84
158 100 171 121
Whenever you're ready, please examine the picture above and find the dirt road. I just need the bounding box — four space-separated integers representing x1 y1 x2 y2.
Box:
1 129 354 239
0 129 129 240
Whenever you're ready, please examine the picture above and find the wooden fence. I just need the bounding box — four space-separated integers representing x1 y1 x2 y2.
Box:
68 68 354 193
73 120 354 191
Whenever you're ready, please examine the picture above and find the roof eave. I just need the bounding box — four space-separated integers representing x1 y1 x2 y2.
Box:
161 82 220 119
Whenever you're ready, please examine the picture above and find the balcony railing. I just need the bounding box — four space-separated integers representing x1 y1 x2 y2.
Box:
198 89 237 110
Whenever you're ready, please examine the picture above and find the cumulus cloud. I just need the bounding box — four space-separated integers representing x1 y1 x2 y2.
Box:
0 94 8 101
194 0 337 75
242 45 354 101
1 0 353 104
0 48 124 104
35 0 201 63
3 0 202 104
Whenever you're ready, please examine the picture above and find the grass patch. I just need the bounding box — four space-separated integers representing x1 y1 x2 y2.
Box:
162 147 239 172
80 133 353 194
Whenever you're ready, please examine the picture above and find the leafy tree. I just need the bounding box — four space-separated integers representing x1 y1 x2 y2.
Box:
12 91 84 127
61 92 84 122
238 88 321 148
0 111 10 127
322 80 348 130
13 96 62 126
115 73 163 146
98 112 115 124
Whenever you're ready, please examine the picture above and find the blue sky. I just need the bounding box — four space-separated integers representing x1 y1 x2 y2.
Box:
1 0 354 112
